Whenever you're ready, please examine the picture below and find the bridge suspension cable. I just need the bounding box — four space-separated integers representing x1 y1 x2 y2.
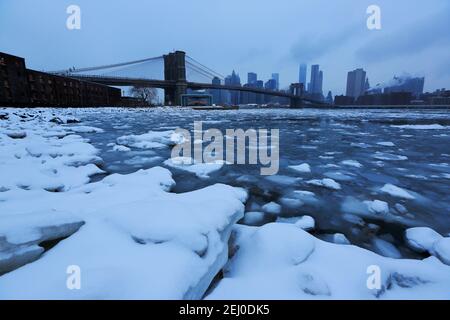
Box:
186 55 224 80
49 55 163 75
186 61 221 82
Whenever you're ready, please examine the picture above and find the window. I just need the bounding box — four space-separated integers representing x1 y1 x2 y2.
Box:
0 58 5 66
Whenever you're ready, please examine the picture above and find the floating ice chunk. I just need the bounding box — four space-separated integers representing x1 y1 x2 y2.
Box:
277 215 315 231
265 175 302 186
380 184 415 200
394 203 408 215
377 141 395 147
341 160 362 168
392 124 447 130
373 152 408 161
324 171 354 181
112 144 131 152
49 116 80 124
279 196 304 210
307 178 341 190
164 157 224 178
243 212 265 226
372 238 402 259
342 213 365 226
351 142 370 148
432 238 450 266
117 130 178 149
124 156 162 166
405 227 443 253
288 163 311 173
365 200 389 215
67 126 104 133
262 202 282 215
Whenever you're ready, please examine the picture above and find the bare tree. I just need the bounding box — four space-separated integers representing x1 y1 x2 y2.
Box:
130 86 158 106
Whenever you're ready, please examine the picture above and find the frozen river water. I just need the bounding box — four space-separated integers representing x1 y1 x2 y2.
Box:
77 107 450 259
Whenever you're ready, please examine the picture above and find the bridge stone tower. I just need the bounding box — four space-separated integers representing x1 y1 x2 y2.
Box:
289 83 304 108
163 51 187 106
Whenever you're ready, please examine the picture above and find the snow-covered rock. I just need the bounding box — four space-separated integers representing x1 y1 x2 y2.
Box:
405 227 443 253
207 224 450 300
307 178 341 190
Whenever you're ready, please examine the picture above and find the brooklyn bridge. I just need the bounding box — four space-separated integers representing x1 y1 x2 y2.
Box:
50 51 326 108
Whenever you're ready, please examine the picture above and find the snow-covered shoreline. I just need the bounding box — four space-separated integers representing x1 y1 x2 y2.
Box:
1 108 449 300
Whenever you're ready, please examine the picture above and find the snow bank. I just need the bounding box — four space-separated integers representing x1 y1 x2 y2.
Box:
207 223 450 300
0 109 248 299
0 167 247 299
0 110 104 192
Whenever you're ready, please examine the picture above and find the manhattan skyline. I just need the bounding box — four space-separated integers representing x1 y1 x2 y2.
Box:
0 0 449 95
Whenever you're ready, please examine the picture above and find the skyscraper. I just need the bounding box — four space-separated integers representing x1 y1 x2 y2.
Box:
309 65 323 94
299 64 307 88
225 70 241 105
247 72 257 85
271 73 279 90
210 76 222 105
346 68 367 98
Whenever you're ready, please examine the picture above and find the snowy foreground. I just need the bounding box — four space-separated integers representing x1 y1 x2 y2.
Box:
0 108 449 300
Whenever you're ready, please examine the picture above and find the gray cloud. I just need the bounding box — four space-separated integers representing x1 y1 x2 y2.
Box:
356 5 450 63
290 22 364 63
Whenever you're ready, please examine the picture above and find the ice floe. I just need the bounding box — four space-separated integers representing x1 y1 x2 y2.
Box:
341 160 363 168
307 178 341 190
405 227 443 253
262 202 282 216
116 130 184 149
380 184 415 200
392 124 448 130
288 163 311 173
164 157 224 178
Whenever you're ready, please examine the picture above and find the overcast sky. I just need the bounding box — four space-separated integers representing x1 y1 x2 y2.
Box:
1 0 449 95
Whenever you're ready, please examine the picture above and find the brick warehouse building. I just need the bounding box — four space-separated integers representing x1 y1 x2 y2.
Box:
0 52 122 107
